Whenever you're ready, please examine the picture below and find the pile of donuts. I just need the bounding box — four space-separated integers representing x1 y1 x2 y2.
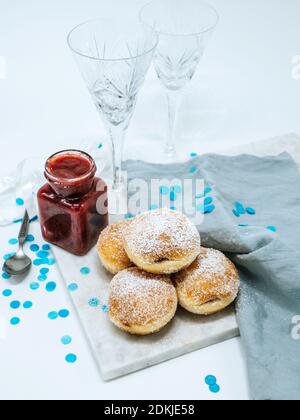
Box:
97 208 240 336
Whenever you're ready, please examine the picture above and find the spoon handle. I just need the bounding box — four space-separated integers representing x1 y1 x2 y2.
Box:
18 210 30 246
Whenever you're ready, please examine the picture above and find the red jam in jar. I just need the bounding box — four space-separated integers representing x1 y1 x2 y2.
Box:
37 150 108 256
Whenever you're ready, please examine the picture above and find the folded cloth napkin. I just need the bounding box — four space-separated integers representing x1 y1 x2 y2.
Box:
125 152 300 400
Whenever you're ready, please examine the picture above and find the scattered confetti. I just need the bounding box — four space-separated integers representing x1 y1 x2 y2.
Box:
10 317 20 326
204 187 212 195
30 244 39 252
37 250 50 259
170 191 176 201
102 305 109 313
48 311 59 320
42 244 51 251
68 283 78 292
8 238 18 245
40 268 49 275
149 204 159 210
98 143 103 149
88 298 100 307
4 253 16 261
30 282 40 290
26 234 35 242
204 205 216 214
38 274 47 282
172 185 182 193
46 282 57 292
267 226 277 233
209 384 221 393
2 272 12 280
205 375 217 386
61 335 72 345
58 309 70 318
232 209 240 218
239 224 249 227
65 353 77 364
2 289 12 297
10 300 21 309
80 267 90 275
246 207 256 215
204 197 213 206
23 301 33 309
235 201 246 215
189 166 198 174
124 213 135 219
160 186 169 195
16 198 24 206
190 152 198 157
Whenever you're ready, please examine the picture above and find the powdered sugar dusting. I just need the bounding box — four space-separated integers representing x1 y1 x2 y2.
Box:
124 209 200 263
109 268 177 325
175 248 240 303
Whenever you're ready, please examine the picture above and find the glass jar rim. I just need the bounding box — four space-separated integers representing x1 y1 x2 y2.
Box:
45 149 96 185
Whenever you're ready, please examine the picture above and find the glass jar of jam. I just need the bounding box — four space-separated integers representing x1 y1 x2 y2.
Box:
37 150 108 256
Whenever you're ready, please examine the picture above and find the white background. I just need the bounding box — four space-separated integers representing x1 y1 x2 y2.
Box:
0 0 300 400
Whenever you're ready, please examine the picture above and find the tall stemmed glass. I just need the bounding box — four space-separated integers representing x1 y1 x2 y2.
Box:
67 19 158 194
140 0 219 159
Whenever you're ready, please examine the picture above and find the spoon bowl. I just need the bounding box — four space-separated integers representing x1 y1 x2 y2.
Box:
2 210 32 277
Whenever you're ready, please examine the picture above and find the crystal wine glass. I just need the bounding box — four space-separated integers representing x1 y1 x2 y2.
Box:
140 0 219 159
67 19 158 193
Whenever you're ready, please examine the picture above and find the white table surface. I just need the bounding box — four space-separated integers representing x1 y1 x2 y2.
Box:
0 0 300 400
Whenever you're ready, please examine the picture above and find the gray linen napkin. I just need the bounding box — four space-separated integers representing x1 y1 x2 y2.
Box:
125 152 300 400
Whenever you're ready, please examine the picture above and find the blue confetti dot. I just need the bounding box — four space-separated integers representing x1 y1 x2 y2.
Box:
88 298 100 307
13 218 23 224
10 317 20 325
30 244 39 252
42 244 51 251
46 282 57 292
48 311 59 320
170 206 177 211
59 309 70 318
68 283 78 292
33 259 43 266
40 268 49 275
189 166 198 174
16 198 24 206
26 234 35 242
38 274 47 282
124 213 135 219
2 272 12 279
65 353 77 364
61 335 72 345
204 196 213 206
8 238 18 245
30 282 40 290
30 215 39 223
160 186 169 195
149 204 159 210
102 305 109 313
47 258 56 266
196 203 205 213
98 143 103 149
235 201 246 215
10 300 21 309
232 209 240 218
204 205 216 214
23 301 33 309
267 226 277 233
205 375 217 386
170 191 177 201
80 267 90 275
246 207 256 215
195 193 204 199
190 152 198 157
209 384 221 394
37 250 49 259
239 224 249 227
204 187 212 195
2 289 12 297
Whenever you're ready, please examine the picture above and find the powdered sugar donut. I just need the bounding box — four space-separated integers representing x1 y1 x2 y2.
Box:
174 248 240 315
97 220 132 274
123 209 201 275
109 267 178 335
